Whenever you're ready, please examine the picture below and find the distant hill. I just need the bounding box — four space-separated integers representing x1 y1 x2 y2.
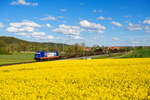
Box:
0 36 70 52
0 36 28 44
0 36 68 46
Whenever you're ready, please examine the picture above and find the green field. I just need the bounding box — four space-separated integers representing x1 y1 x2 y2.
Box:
0 53 34 65
121 47 150 58
92 47 150 59
1 47 150 65
92 53 123 59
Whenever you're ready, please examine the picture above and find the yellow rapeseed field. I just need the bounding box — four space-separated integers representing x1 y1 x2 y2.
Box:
0 58 150 100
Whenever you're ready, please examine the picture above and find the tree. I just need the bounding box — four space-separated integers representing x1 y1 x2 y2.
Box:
81 42 85 56
73 43 82 56
0 40 9 54
19 42 28 52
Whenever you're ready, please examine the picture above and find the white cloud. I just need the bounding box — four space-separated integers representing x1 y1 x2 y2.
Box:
60 9 66 12
30 32 54 40
6 27 19 33
97 16 112 20
71 35 83 40
47 35 54 39
11 0 30 5
19 27 34 32
6 20 41 33
113 37 120 41
0 22 4 28
46 24 51 28
10 23 21 27
6 26 34 33
15 32 27 36
143 19 150 24
144 26 150 33
40 16 56 21
112 21 122 27
93 9 103 13
97 16 104 20
11 0 38 6
32 3 38 6
31 32 46 37
127 22 142 31
80 20 106 34
6 20 54 40
52 20 106 39
52 24 83 35
10 20 41 28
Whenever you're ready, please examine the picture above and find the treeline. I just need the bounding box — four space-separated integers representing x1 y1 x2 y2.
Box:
0 36 145 57
61 44 133 58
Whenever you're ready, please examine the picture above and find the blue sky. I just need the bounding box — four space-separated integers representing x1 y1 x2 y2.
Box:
0 0 150 46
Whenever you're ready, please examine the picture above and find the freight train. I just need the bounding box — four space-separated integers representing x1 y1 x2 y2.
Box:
34 51 60 61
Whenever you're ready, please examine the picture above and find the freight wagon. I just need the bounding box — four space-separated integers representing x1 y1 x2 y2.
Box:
34 51 60 61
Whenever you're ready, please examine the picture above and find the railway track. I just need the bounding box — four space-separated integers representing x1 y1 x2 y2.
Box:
0 58 75 67
0 54 109 67
0 61 37 67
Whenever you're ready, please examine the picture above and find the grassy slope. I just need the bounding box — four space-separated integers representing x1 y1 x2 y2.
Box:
121 47 150 58
92 53 124 59
0 53 34 65
92 47 150 59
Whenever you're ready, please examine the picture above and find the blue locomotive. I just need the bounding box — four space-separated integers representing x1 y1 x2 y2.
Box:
34 51 60 61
